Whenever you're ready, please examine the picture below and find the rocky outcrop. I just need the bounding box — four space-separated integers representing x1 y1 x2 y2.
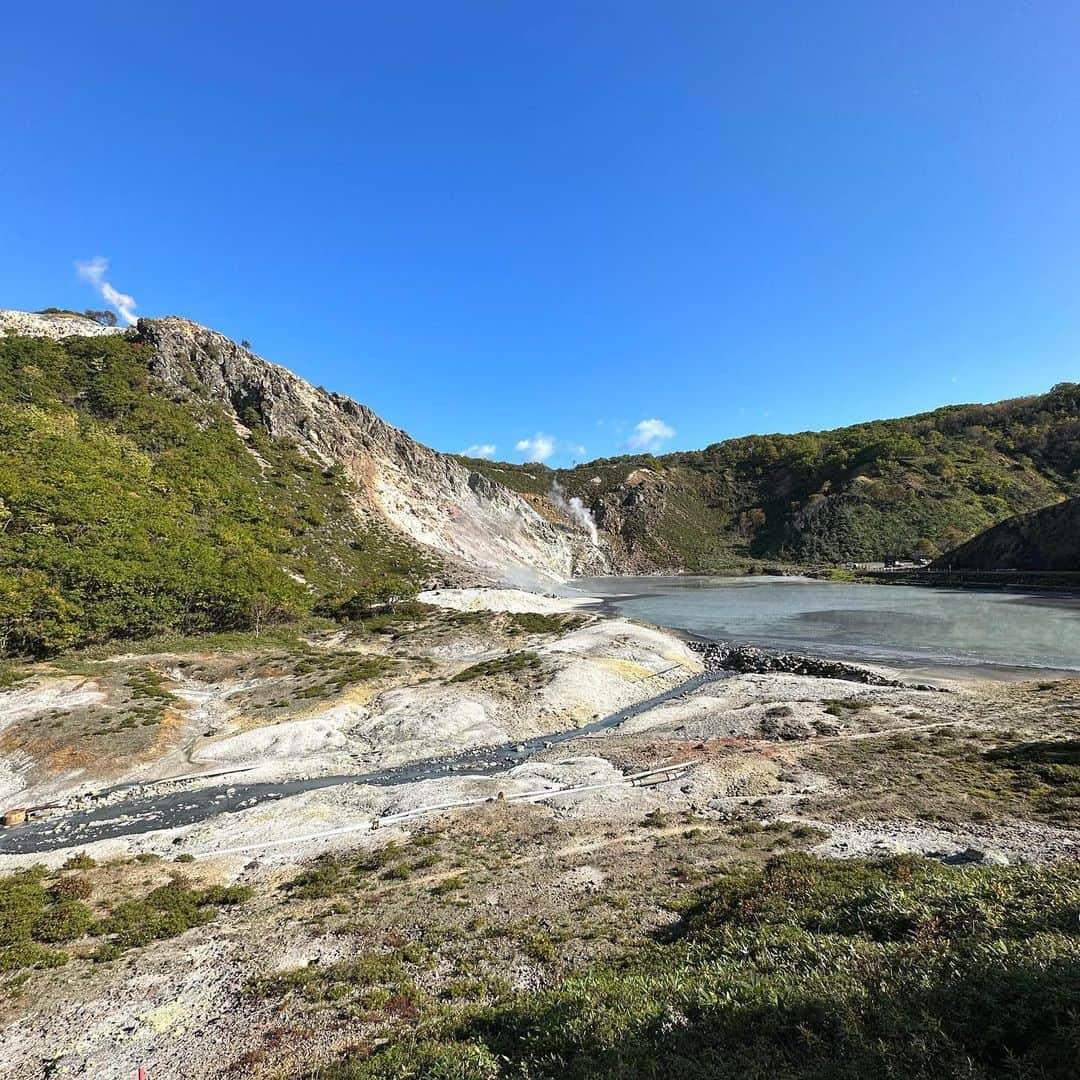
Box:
135 317 610 583
0 310 125 340
688 640 938 689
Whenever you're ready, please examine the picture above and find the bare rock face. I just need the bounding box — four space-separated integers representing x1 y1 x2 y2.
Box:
136 316 611 582
0 309 126 339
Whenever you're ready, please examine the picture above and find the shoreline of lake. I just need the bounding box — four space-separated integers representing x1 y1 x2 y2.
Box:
573 574 1080 680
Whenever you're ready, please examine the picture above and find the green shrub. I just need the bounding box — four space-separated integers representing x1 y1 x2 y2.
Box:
506 612 584 636
0 867 254 972
0 333 433 657
32 899 93 943
48 875 93 901
449 652 542 684
0 941 69 972
94 881 253 949
322 1040 500 1079
323 855 1080 1080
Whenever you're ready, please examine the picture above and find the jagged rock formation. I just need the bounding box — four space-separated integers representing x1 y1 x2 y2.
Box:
90 314 611 582
933 497 1080 572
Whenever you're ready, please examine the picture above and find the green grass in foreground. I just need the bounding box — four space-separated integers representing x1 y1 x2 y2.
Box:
0 865 252 973
309 854 1080 1079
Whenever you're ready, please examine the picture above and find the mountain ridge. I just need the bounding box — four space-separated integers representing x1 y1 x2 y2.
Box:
3 307 1078 656
465 383 1080 569
136 316 609 582
0 311 606 654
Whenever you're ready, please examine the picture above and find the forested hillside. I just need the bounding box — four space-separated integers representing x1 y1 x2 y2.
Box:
466 384 1080 569
0 331 430 655
3 318 1078 657
934 497 1080 572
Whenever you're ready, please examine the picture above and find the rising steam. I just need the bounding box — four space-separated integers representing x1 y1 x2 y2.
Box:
550 481 599 545
75 257 138 325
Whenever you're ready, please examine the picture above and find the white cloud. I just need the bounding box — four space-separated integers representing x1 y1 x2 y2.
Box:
625 418 675 452
515 433 556 463
464 443 497 459
75 256 138 325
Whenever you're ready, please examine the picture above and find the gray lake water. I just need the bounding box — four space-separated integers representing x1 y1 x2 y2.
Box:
575 576 1080 674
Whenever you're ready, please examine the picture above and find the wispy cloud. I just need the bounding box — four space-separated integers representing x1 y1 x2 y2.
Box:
464 443 497 459
75 256 138 325
515 433 556 463
625 417 675 452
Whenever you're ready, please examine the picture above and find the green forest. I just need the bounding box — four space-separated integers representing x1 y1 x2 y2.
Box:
0 332 430 657
466 384 1080 568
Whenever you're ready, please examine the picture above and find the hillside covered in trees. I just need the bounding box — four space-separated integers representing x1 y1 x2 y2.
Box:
934 497 1080 572
3 315 1078 657
0 330 431 656
465 384 1080 570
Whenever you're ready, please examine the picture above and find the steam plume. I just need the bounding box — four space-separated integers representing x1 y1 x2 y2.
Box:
75 257 138 325
550 481 599 545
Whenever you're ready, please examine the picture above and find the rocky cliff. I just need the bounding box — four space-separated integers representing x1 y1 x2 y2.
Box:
1 310 608 584
0 309 125 339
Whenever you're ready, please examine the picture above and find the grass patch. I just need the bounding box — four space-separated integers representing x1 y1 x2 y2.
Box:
284 840 445 901
449 652 542 684
292 652 397 700
983 739 1080 822
808 731 1080 827
318 854 1080 1079
0 661 31 691
506 612 585 636
0 864 251 973
822 698 874 717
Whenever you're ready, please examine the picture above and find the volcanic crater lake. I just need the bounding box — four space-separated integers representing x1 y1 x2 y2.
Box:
575 576 1080 675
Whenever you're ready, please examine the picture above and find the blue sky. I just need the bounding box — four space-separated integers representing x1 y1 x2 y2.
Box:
3 3 1079 465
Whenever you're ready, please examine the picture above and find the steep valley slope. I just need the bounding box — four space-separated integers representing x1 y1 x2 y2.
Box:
465 383 1080 570
0 310 607 654
934 496 1080 571
3 306 1078 662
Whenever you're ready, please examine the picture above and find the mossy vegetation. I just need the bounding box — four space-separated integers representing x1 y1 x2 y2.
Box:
0 864 251 973
310 854 1080 1080
506 612 586 636
0 332 432 657
808 729 1080 827
448 651 543 684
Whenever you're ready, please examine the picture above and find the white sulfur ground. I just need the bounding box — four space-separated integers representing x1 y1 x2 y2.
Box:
418 586 598 614
0 756 666 872
178 618 702 773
